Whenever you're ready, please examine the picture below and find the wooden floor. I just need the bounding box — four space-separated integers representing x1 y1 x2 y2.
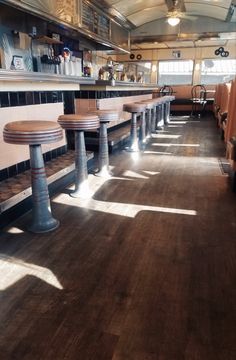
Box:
1 115 236 360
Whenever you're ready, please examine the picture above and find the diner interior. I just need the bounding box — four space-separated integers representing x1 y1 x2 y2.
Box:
0 0 236 359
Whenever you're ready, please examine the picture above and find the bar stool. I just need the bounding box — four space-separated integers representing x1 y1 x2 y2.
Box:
123 103 146 151
152 97 164 131
146 99 162 133
58 114 99 197
164 97 170 124
3 121 63 233
140 100 155 139
91 109 119 177
134 102 147 145
163 95 175 124
158 98 166 129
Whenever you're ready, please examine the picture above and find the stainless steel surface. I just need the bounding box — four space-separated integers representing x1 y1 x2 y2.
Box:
95 80 159 87
0 69 96 84
0 69 96 91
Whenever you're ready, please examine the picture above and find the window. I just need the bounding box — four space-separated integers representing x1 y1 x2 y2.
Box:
201 59 236 84
158 60 194 86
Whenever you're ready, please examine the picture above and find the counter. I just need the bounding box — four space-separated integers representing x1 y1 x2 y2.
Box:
75 80 158 129
80 80 159 91
0 70 96 92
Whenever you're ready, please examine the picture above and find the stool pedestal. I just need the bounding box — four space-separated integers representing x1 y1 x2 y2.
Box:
159 103 165 128
73 130 90 197
98 121 110 177
123 103 146 152
164 101 170 124
134 102 147 146
30 144 59 233
151 105 157 133
141 101 154 139
140 111 146 145
156 104 163 130
129 112 139 151
3 120 63 233
58 114 99 197
92 110 119 178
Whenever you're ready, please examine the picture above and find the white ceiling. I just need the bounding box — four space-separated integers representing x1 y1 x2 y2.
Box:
105 0 235 26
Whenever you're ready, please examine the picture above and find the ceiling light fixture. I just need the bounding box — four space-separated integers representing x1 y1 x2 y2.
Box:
167 16 180 26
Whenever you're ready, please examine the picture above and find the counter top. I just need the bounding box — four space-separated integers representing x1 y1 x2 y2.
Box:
80 80 159 91
0 70 159 92
0 70 96 91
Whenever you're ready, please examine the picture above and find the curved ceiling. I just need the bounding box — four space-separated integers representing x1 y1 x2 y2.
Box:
105 0 235 27
104 0 236 48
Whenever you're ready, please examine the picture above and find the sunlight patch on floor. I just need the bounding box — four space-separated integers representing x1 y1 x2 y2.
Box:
122 170 160 179
169 121 187 124
152 134 181 139
143 170 160 176
152 143 200 147
6 227 24 234
168 125 184 128
130 152 140 162
143 150 173 155
0 254 63 290
54 195 197 218
123 170 149 179
65 173 134 200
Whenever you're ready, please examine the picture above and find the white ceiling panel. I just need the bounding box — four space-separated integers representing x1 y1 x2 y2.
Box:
194 39 226 47
185 0 232 7
165 41 195 48
185 3 229 21
219 32 236 40
137 42 168 49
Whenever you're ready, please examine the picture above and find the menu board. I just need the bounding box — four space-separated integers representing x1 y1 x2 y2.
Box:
81 1 110 39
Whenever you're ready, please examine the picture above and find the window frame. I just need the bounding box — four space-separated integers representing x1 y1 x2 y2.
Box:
157 59 194 86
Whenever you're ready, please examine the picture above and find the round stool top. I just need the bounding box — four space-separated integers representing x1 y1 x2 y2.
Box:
140 100 155 109
161 95 175 102
152 98 165 105
123 103 146 113
3 121 63 145
90 109 120 123
58 114 99 130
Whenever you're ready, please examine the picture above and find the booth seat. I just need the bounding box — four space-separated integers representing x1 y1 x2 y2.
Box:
216 82 231 128
225 78 236 190
216 82 231 138
225 79 236 144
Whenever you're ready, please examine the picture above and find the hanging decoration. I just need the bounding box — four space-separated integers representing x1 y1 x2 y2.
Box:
214 47 229 57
